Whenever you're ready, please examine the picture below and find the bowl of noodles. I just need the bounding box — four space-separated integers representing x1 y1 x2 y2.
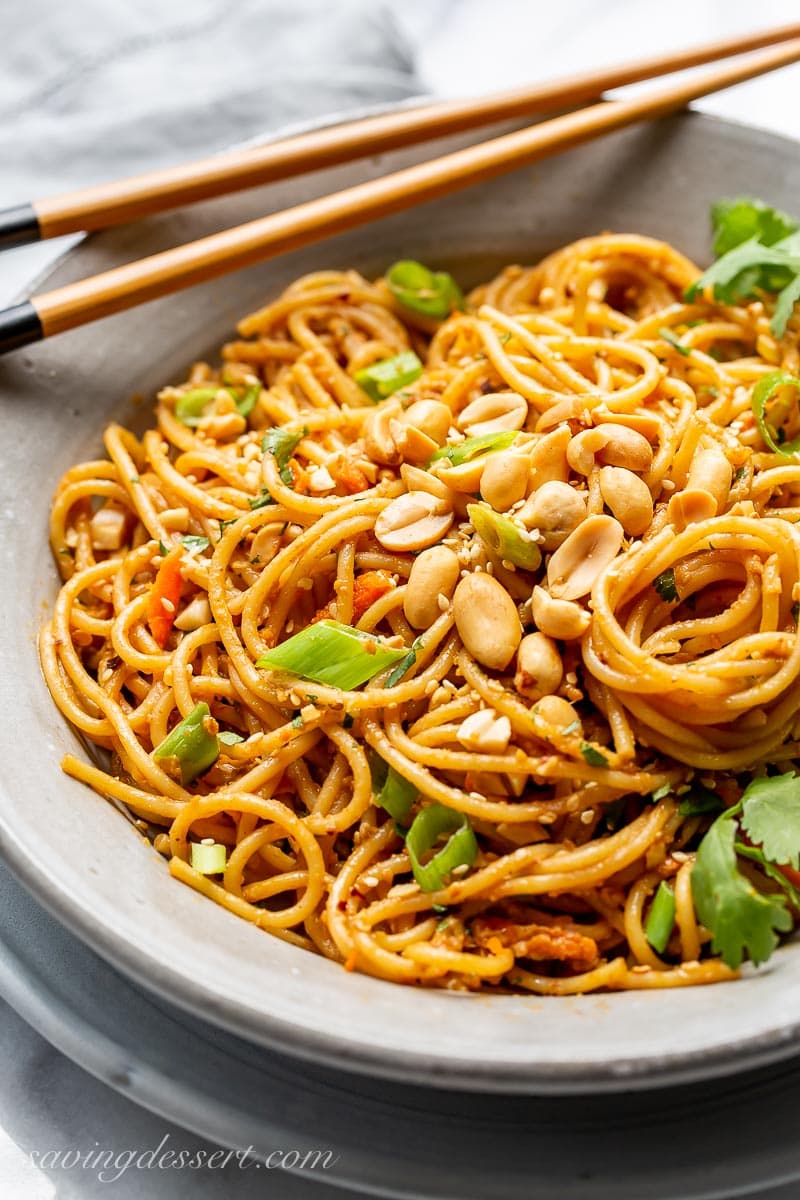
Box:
4 109 800 1092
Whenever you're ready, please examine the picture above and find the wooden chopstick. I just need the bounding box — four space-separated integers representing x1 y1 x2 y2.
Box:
3 21 800 250
3 36 800 356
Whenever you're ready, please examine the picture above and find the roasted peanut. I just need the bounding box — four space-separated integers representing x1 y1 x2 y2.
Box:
528 426 571 489
598 466 653 536
667 446 732 529
363 400 402 465
457 391 528 437
530 585 591 640
403 545 461 629
547 514 624 600
375 492 453 552
457 708 512 753
174 594 212 631
89 507 127 551
199 410 247 441
390 420 439 464
453 572 522 670
480 452 530 511
534 693 582 732
514 632 563 701
400 400 452 445
567 423 653 476
429 454 489 494
518 481 586 550
400 463 452 501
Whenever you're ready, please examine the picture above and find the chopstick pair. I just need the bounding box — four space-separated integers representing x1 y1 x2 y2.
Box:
2 26 800 356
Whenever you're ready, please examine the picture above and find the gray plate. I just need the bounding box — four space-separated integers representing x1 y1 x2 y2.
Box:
2 109 800 1094
1 857 799 1200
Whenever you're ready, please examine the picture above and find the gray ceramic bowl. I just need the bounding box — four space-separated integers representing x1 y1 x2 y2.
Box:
2 110 799 1094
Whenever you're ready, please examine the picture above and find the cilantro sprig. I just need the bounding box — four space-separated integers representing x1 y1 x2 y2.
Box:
690 771 800 969
686 197 800 337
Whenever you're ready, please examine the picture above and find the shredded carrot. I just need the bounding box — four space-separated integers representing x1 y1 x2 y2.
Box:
312 570 393 624
287 460 311 495
332 458 369 494
147 546 183 648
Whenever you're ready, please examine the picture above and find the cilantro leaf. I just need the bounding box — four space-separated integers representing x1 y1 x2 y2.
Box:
658 327 691 357
686 236 800 308
653 568 679 603
261 427 307 470
691 809 792 969
740 772 800 869
678 783 724 817
711 197 798 257
249 489 276 510
687 198 800 337
737 842 800 912
580 742 608 767
181 535 211 553
218 731 244 746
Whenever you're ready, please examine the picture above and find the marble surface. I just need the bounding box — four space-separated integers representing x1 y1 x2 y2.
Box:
4 1 800 1196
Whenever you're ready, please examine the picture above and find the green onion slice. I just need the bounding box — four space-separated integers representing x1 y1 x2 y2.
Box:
431 430 519 466
354 351 423 402
175 383 260 427
406 804 478 892
386 260 464 319
751 370 800 456
644 881 676 954
255 619 406 689
235 383 261 419
153 702 220 784
467 503 541 570
370 755 418 824
190 842 227 874
174 388 218 426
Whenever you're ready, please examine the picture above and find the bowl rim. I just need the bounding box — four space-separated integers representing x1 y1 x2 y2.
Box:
6 105 800 1095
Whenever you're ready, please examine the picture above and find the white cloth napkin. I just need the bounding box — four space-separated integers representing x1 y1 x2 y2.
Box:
0 0 422 200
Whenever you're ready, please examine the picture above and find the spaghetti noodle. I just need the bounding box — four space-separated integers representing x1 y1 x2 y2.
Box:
40 229 800 993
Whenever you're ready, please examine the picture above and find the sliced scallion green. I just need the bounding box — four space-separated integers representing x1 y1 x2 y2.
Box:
430 430 519 466
190 842 227 874
354 351 423 402
751 370 800 456
370 754 418 824
386 260 463 319
406 804 478 892
153 702 219 784
174 388 218 426
175 382 260 427
645 881 676 954
235 383 261 419
467 503 541 570
255 619 406 689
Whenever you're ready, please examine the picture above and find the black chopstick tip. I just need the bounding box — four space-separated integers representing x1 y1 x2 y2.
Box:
0 302 43 355
0 203 41 250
